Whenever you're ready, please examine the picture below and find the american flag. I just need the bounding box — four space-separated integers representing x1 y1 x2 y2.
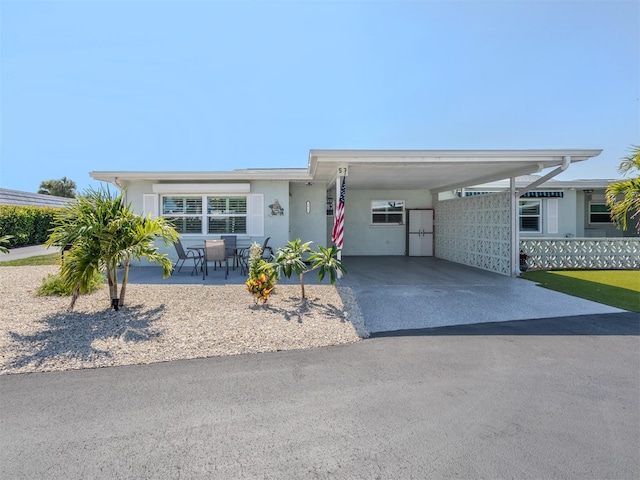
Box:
332 177 346 249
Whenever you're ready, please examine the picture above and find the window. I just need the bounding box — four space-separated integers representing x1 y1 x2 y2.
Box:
162 195 247 234
371 200 405 225
519 200 541 232
207 196 247 234
162 196 203 234
589 203 612 224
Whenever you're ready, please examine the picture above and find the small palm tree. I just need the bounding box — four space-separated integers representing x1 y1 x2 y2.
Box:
273 239 346 299
0 235 12 254
606 145 640 233
46 187 178 311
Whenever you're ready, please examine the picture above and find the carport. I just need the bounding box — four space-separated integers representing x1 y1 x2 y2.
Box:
338 256 623 333
308 149 602 277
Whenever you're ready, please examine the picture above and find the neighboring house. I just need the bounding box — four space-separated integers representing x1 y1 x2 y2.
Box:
90 149 605 277
0 188 73 208
441 176 638 239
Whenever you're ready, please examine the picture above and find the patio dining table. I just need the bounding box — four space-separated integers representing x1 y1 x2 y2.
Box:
187 242 249 275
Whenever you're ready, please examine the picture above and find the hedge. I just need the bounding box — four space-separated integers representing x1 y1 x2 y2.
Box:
0 205 60 248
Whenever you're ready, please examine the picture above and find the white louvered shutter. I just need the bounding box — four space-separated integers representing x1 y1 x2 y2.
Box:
248 194 264 236
143 194 159 219
547 198 558 234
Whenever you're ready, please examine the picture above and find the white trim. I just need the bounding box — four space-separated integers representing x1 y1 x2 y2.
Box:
152 183 250 194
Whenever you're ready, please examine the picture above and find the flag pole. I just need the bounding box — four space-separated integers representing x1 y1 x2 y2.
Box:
336 176 342 278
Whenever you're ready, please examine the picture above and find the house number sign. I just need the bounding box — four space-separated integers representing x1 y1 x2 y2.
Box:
337 165 349 176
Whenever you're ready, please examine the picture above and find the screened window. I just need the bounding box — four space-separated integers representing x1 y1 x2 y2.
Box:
372 200 405 224
519 200 541 232
589 203 612 224
162 195 247 234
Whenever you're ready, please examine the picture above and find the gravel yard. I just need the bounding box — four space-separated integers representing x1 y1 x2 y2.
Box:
0 266 368 375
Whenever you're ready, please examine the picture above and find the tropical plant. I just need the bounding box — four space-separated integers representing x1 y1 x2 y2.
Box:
606 145 640 233
245 242 277 304
36 271 105 297
0 235 12 254
273 239 346 299
46 187 178 311
38 177 77 198
307 244 347 284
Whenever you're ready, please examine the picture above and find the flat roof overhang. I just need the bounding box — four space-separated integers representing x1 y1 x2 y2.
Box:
308 149 602 192
89 169 312 184
90 149 602 192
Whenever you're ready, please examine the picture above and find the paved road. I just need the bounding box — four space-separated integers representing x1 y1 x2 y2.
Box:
1 313 639 479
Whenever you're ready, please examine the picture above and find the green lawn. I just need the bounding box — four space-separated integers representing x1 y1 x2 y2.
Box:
0 253 61 267
521 269 640 312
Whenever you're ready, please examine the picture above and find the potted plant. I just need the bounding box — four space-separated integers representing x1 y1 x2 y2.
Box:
519 250 529 272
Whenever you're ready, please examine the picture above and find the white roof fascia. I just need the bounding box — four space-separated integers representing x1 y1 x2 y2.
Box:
90 170 312 183
308 148 602 161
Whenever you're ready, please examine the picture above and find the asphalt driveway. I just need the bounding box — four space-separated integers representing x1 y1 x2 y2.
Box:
1 312 638 479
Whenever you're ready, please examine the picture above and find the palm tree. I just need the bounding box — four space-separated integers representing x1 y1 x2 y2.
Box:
38 177 77 198
273 239 346 299
606 145 640 234
0 235 12 254
46 187 178 311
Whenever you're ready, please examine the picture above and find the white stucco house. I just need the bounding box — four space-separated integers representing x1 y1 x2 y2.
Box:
90 149 606 277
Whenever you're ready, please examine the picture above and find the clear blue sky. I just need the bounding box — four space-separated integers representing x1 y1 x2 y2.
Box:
1 0 638 193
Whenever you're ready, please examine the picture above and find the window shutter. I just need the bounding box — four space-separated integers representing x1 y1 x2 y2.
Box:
547 198 558 234
248 194 264 236
143 194 159 219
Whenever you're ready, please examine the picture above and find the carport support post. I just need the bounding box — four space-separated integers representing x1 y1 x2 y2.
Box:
510 177 520 277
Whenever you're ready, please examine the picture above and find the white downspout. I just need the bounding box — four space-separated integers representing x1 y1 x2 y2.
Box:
519 155 571 197
111 177 125 203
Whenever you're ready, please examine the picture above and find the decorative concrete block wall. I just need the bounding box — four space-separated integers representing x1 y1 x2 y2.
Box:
435 192 512 275
520 238 640 270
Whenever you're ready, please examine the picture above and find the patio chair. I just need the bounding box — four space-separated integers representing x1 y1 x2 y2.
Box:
203 239 228 280
172 239 203 276
260 237 273 260
221 235 241 271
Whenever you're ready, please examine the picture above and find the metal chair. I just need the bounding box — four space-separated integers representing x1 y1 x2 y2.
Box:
260 237 273 260
236 237 273 275
203 239 228 280
221 235 240 271
172 239 203 275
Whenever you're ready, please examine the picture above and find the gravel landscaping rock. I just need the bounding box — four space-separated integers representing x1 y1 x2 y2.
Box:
0 266 368 375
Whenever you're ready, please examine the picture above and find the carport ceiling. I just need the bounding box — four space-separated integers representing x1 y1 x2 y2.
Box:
308 149 603 192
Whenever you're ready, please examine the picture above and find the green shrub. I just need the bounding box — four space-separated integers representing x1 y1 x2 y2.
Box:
0 206 60 247
36 271 105 297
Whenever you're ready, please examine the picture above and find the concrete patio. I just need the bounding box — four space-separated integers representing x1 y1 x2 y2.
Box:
126 256 624 333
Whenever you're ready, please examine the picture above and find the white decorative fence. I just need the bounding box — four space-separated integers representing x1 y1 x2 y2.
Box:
520 238 640 270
